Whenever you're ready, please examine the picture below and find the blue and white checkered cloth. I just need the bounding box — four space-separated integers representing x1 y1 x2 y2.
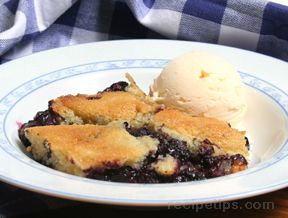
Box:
0 0 288 216
0 0 288 64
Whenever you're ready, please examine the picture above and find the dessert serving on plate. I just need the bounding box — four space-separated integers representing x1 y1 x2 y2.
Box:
18 52 249 183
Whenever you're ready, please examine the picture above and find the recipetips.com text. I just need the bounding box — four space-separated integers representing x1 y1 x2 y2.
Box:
168 201 275 212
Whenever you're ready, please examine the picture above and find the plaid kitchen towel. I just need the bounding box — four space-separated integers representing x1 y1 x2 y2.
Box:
0 0 288 217
0 0 287 64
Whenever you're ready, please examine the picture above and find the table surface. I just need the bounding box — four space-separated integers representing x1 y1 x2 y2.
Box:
0 181 287 218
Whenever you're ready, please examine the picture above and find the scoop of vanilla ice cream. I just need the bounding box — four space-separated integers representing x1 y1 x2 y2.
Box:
150 51 247 126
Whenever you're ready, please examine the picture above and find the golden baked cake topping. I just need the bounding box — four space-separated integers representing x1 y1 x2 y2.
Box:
51 91 159 126
25 124 158 176
152 108 248 156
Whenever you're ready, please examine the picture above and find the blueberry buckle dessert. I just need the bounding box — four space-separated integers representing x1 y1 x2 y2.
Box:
19 74 249 183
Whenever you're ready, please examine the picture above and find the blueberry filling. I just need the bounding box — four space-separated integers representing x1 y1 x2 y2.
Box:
102 81 128 92
18 101 63 147
87 81 128 100
85 126 248 183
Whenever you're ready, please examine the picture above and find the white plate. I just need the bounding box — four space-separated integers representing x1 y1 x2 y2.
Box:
0 40 287 206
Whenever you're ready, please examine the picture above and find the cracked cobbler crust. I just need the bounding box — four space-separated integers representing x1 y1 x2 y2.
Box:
25 124 158 176
19 73 249 183
50 75 160 127
51 91 159 127
152 108 248 157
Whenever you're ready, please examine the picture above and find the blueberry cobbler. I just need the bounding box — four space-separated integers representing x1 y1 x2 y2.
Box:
19 74 249 183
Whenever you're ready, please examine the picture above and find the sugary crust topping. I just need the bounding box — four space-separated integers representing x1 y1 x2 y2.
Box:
25 124 158 171
51 91 159 125
152 109 248 156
